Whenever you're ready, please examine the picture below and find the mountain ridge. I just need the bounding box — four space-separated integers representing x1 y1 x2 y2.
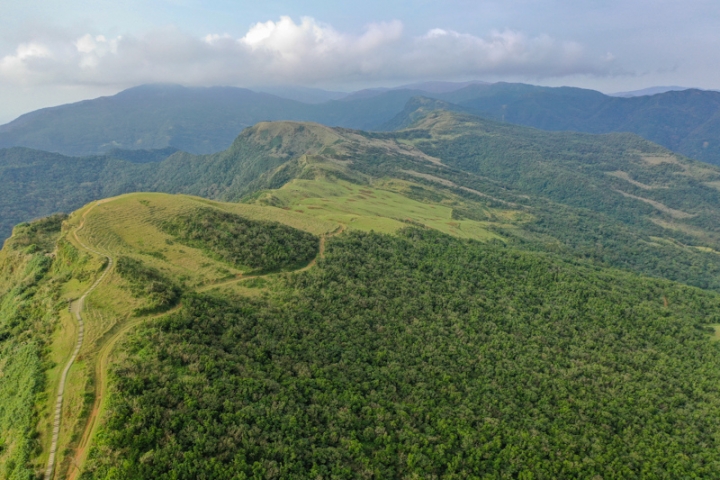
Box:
4 83 720 166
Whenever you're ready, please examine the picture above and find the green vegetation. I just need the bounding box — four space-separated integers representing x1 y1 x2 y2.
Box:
0 84 417 156
160 207 319 273
9 103 720 478
115 257 181 314
250 175 505 240
434 83 720 166
6 109 720 295
378 111 720 290
4 83 720 167
0 192 336 478
0 147 157 241
82 229 720 478
0 216 74 478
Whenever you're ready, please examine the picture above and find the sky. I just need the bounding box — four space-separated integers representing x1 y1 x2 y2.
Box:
0 0 718 123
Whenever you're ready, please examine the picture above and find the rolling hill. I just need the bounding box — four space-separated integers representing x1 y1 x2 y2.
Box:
4 191 720 478
6 108 720 477
436 83 720 166
5 107 720 289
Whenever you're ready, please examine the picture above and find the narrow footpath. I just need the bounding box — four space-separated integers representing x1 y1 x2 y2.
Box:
66 304 182 480
56 217 344 478
44 205 113 480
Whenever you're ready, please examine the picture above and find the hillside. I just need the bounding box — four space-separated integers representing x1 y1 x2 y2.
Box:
0 193 337 478
0 147 178 242
4 83 720 166
6 110 720 289
0 85 424 156
3 191 720 478
7 111 720 476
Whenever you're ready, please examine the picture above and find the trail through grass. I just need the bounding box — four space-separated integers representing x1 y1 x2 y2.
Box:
44 204 113 480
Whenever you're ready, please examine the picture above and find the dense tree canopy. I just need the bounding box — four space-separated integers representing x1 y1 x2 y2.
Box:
84 230 720 479
160 207 319 273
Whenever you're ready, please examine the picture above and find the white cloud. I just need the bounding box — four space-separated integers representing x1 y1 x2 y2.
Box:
0 16 616 89
74 34 120 68
408 29 589 77
203 33 233 45
0 43 52 81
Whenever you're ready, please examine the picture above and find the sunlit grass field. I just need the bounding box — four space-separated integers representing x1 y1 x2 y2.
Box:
252 176 521 241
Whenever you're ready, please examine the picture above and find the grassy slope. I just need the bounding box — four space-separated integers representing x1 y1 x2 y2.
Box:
0 179 522 477
0 215 104 479
373 111 720 290
4 180 720 476
7 110 720 292
0 193 336 478
251 176 506 240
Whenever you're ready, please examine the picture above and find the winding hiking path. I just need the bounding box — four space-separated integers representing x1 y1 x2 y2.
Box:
45 204 113 480
199 224 345 293
60 218 345 478
66 304 182 480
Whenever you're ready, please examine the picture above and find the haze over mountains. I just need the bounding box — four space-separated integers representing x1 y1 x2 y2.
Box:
3 81 720 166
609 86 694 97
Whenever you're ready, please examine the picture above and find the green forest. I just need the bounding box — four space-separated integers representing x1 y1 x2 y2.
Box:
115 256 182 314
83 229 720 479
160 207 319 272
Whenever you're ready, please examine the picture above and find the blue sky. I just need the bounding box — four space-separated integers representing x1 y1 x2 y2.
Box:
1 0 718 122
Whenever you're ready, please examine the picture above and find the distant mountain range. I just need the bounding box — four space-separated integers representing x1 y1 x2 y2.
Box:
609 86 693 97
2 81 720 165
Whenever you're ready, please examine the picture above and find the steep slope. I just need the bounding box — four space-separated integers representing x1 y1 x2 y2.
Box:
0 148 170 242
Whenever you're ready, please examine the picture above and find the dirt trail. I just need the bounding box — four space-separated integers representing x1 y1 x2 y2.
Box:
199 224 345 292
44 204 112 480
67 305 182 480
61 218 345 478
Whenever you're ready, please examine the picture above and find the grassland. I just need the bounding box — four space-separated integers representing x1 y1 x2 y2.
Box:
29 192 340 479
250 176 517 241
9 109 720 476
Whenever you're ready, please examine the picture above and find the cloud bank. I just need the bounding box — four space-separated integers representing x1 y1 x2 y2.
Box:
0 16 615 89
